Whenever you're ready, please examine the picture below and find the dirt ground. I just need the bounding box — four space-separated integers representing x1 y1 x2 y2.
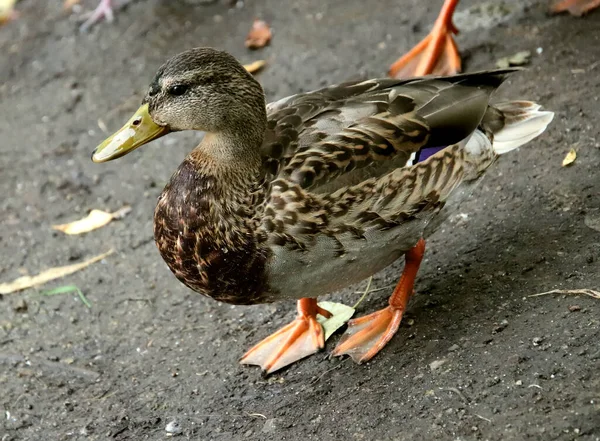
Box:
1 0 599 440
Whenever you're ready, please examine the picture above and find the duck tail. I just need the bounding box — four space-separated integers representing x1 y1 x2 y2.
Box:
484 101 554 155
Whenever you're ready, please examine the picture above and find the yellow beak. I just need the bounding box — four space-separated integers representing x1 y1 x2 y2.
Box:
91 104 170 163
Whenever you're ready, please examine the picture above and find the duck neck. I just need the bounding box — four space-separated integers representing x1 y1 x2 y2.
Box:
153 128 270 304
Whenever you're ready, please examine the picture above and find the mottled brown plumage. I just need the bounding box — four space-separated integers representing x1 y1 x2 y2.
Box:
92 48 553 372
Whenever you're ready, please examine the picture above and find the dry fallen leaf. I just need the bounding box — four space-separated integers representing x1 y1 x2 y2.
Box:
52 206 131 235
0 0 18 25
562 148 577 167
0 249 114 294
245 19 272 50
243 60 267 75
63 0 81 10
317 301 355 340
496 50 531 69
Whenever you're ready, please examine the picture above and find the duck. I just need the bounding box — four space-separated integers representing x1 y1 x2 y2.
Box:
91 48 553 374
389 0 599 78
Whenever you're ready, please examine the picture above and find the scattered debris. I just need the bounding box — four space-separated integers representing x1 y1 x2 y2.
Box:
261 418 279 434
529 288 600 300
245 412 267 419
52 206 131 235
243 60 267 75
562 148 577 167
492 319 509 334
245 19 272 49
474 414 492 423
41 285 92 308
13 299 28 313
438 386 469 403
317 301 355 341
0 249 114 294
0 0 18 24
165 420 182 435
429 359 447 371
496 50 531 68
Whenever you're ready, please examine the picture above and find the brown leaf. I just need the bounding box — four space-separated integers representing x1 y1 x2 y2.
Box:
245 19 272 50
52 206 131 235
243 60 267 75
63 0 81 10
0 0 18 25
0 250 114 294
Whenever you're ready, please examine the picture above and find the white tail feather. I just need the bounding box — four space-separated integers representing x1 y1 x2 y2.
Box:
492 101 554 155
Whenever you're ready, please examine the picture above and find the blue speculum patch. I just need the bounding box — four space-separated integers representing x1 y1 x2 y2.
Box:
414 146 446 163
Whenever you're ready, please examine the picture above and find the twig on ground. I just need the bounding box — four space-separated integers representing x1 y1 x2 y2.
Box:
352 276 373 309
310 364 342 384
528 289 600 300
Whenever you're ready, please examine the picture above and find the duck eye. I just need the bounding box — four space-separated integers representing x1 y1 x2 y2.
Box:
168 84 189 96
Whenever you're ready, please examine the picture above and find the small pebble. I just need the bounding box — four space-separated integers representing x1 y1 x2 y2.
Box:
165 420 182 435
262 418 278 433
568 305 581 312
493 319 509 334
13 299 28 313
486 376 501 387
429 359 447 371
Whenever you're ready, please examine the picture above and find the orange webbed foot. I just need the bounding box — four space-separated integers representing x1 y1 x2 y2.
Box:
332 306 405 363
240 298 332 374
333 238 426 363
389 0 461 78
550 0 600 15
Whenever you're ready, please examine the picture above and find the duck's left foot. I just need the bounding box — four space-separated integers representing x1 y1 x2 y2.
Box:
240 298 332 374
332 306 405 363
389 0 461 78
550 0 600 15
80 0 115 32
333 238 426 363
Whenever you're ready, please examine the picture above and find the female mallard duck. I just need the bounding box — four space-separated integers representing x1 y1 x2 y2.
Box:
92 48 553 374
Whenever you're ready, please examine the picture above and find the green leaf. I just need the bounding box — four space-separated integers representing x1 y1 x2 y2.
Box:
317 301 355 341
40 284 91 308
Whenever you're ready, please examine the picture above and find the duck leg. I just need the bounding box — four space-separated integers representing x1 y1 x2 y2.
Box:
332 238 426 363
80 0 113 32
80 0 133 32
550 0 600 15
240 298 332 374
389 0 461 78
